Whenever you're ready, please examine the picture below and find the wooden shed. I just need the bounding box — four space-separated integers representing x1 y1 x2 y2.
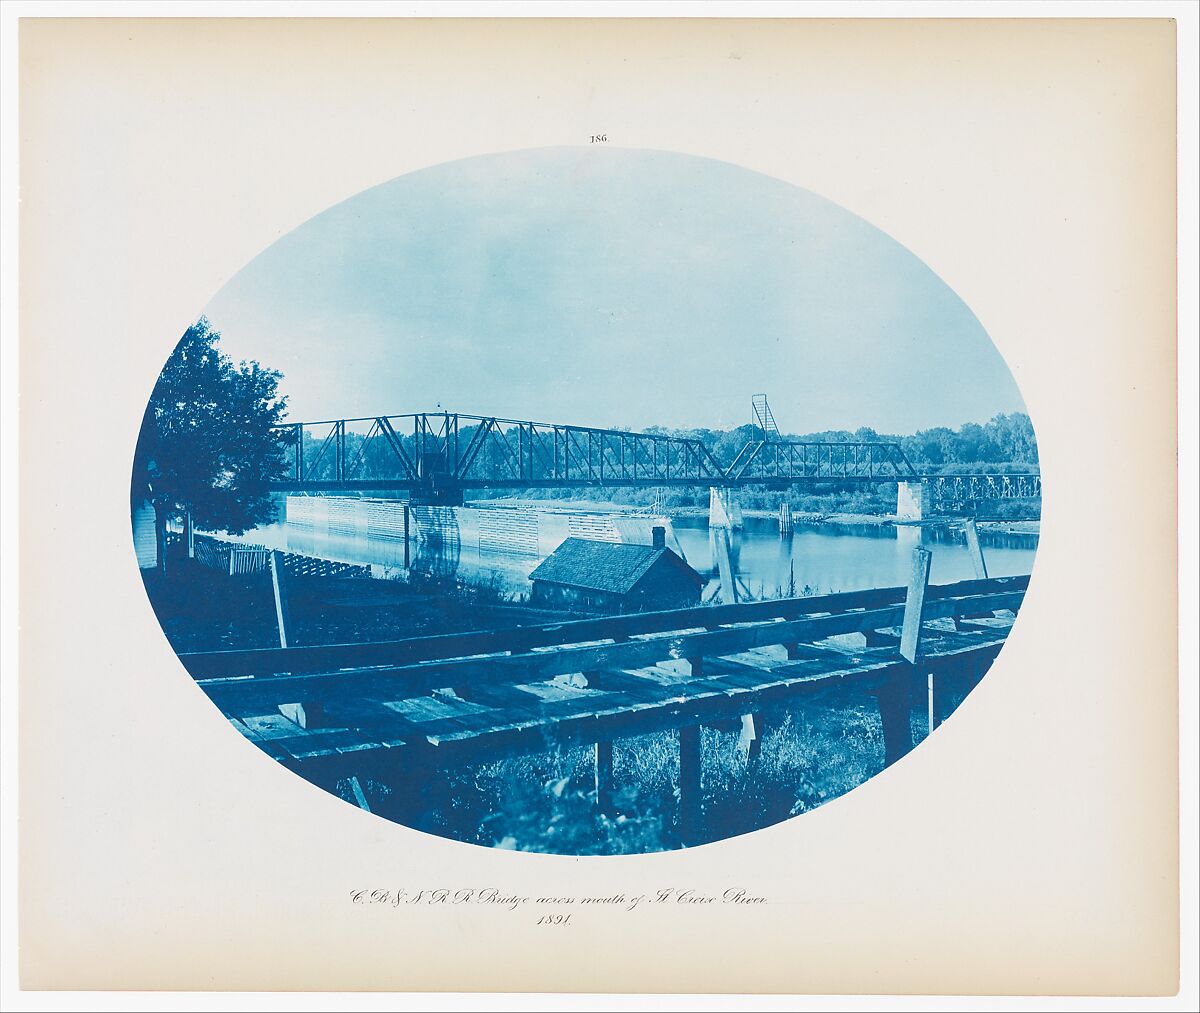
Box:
528 527 703 613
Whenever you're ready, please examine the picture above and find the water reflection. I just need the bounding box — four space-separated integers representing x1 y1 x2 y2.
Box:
235 510 1036 602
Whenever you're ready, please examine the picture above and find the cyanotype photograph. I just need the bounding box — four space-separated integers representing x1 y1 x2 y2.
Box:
130 147 1041 855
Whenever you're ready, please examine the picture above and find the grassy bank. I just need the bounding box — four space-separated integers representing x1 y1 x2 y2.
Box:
362 682 973 853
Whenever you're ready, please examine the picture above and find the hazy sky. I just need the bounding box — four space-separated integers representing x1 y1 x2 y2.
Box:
200 147 1025 435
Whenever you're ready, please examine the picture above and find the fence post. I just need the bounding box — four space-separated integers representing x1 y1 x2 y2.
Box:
403 504 410 568
269 550 291 649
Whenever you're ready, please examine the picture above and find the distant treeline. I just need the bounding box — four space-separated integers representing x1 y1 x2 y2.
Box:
514 413 1038 515
640 411 1038 472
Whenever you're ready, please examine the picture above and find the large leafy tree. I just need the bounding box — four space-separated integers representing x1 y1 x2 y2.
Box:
132 318 289 573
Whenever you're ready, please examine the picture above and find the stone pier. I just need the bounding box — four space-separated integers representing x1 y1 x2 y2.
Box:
896 480 928 521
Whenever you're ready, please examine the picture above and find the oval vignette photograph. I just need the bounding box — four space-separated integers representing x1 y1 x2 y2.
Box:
130 147 1041 855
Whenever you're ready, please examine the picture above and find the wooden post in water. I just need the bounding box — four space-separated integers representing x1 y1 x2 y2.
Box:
778 500 792 537
185 508 195 559
678 724 702 846
878 546 931 766
594 740 614 814
269 549 291 649
963 518 988 579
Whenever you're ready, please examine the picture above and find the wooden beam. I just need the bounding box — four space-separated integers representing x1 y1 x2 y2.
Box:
268 550 291 649
594 740 614 814
877 671 914 767
879 546 932 766
198 590 1025 714
678 725 702 846
963 519 988 579
899 547 933 665
180 574 1030 679
275 641 1006 771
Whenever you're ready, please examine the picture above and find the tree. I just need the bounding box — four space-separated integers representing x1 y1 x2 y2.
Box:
132 318 289 574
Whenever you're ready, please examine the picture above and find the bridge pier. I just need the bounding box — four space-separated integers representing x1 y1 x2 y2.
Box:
709 487 742 604
896 480 928 521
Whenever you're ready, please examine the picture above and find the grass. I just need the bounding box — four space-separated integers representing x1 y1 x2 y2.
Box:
386 694 921 854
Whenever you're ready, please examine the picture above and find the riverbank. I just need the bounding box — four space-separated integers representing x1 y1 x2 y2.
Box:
142 557 589 653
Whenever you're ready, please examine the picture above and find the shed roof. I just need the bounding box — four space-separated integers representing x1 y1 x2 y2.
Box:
528 538 702 596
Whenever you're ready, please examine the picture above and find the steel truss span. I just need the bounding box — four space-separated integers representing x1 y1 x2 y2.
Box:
269 411 924 495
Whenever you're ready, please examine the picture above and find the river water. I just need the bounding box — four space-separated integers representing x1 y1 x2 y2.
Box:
233 512 1037 602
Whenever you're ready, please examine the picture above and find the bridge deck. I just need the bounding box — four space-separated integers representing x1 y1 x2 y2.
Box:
227 618 1011 772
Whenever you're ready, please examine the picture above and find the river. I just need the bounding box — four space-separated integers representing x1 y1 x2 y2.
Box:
231 511 1037 602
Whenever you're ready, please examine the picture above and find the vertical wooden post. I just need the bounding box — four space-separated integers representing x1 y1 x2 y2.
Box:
347 775 372 813
899 547 932 665
877 673 913 767
269 549 291 649
737 713 765 764
594 740 614 813
678 724 702 846
878 546 932 766
185 508 195 559
927 671 940 736
403 504 410 568
963 518 988 579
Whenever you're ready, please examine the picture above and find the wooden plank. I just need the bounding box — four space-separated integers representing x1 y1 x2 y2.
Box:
199 589 1025 714
180 574 1031 678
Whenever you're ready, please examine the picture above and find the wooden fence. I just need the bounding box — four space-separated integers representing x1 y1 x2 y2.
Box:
191 533 371 579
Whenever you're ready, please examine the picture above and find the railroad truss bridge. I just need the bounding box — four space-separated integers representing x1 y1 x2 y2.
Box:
269 410 1041 515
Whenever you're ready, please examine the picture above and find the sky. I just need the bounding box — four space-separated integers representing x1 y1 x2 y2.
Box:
199 147 1027 436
